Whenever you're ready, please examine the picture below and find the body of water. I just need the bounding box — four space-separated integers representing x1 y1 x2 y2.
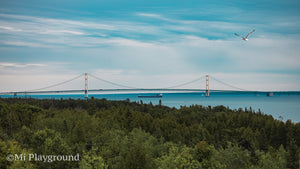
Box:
2 92 300 122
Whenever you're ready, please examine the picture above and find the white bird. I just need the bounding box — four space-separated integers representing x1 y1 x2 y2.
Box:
234 29 255 41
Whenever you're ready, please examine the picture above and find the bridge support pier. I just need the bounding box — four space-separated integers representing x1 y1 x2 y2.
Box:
85 73 88 98
206 75 209 97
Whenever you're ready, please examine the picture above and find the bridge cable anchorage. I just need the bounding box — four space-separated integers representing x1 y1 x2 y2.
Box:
26 73 85 92
209 76 248 91
89 74 139 89
164 75 206 89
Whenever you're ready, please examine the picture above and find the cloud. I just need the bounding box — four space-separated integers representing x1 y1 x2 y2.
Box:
0 13 164 48
0 25 22 32
0 61 299 92
162 34 300 74
0 61 83 92
39 30 85 35
136 12 175 22
0 40 50 47
0 11 300 91
209 72 300 91
0 74 84 92
0 62 45 68
1 11 297 49
0 61 74 75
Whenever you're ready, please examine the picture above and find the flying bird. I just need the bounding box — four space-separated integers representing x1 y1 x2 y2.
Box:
234 29 255 41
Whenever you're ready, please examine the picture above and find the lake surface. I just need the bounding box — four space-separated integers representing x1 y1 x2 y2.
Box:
2 92 300 122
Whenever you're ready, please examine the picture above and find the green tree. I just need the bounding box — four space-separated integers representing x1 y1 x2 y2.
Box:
79 146 108 169
286 138 299 169
211 143 251 169
31 128 72 169
155 144 202 169
255 145 287 169
0 139 37 169
119 129 158 169
0 101 10 136
195 141 213 162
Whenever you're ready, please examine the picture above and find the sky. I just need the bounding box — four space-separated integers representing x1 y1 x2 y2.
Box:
0 0 300 92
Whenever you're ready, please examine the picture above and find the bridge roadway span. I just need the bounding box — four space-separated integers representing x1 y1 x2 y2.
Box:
1 89 299 96
2 89 206 95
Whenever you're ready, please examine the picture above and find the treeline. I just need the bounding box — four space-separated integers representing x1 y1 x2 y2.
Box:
0 97 299 169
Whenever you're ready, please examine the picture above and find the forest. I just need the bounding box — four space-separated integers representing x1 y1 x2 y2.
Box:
0 97 299 169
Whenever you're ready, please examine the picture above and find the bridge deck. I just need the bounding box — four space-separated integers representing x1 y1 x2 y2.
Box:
1 88 300 96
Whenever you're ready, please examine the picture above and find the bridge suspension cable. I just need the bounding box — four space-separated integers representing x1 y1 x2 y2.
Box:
210 76 248 91
89 74 138 89
164 75 206 89
27 73 84 92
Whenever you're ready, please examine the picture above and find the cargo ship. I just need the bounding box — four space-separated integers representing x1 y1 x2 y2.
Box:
138 94 162 98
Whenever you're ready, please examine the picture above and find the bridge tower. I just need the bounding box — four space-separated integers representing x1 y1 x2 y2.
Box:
85 73 88 98
205 75 209 97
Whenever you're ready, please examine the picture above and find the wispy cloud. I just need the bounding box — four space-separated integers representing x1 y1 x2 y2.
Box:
0 62 46 68
0 25 22 32
0 40 50 47
0 61 74 75
0 9 300 91
0 13 164 48
136 12 175 22
1 11 298 49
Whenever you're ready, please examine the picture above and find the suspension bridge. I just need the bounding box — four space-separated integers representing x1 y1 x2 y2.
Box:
0 73 298 98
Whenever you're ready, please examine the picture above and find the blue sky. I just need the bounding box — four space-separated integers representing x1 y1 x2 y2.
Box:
0 0 300 91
